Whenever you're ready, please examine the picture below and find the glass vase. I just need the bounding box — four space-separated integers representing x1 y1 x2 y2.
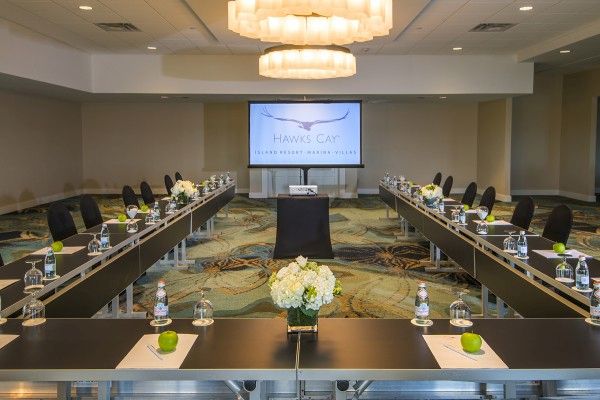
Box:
287 307 318 333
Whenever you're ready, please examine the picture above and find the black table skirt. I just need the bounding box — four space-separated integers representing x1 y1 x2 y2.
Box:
273 195 334 259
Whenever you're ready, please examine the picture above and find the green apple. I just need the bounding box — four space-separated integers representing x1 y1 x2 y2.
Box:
117 213 127 223
51 241 63 252
485 215 495 222
461 332 482 353
158 331 178 352
553 242 566 254
141 204 150 212
463 204 470 211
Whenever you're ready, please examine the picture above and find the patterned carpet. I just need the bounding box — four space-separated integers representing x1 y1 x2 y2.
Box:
1 194 599 319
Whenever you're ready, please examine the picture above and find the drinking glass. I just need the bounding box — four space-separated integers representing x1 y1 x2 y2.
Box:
126 219 139 233
22 292 45 326
451 208 460 223
438 200 445 214
555 255 574 284
503 231 517 254
226 171 231 182
193 289 214 327
449 289 472 327
126 204 138 220
87 233 102 255
476 206 489 234
165 199 177 214
23 260 44 294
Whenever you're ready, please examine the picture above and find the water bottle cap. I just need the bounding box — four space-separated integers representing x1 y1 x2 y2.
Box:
158 279 166 287
102 223 107 227
520 230 525 235
418 282 426 288
579 255 586 261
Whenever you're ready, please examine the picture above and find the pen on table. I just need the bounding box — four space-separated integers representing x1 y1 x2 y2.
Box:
443 344 477 361
146 344 163 360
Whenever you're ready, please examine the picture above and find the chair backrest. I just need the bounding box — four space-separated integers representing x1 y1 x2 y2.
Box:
47 202 78 242
80 195 103 229
175 171 183 181
122 185 139 208
432 172 442 186
510 196 535 231
140 181 155 205
478 186 496 214
442 176 453 198
461 182 477 207
542 204 573 244
164 175 174 196
0 253 4 267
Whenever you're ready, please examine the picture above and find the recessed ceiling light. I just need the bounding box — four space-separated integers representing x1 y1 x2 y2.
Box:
161 96 169 99
439 96 447 99
78 5 92 10
147 46 157 50
559 49 571 54
519 6 533 11
452 47 462 51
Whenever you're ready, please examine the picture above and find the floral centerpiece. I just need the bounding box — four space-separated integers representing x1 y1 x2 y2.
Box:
419 184 443 207
171 180 198 205
269 256 342 333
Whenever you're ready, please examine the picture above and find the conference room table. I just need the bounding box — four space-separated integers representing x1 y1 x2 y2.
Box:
380 181 599 318
0 182 235 318
0 318 599 399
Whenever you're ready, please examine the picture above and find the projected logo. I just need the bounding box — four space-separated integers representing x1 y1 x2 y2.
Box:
260 106 349 131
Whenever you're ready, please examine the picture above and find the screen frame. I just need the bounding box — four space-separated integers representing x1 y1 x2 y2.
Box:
247 100 364 169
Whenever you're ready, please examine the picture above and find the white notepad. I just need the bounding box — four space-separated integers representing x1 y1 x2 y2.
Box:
0 335 18 351
472 220 513 225
533 249 591 259
0 280 19 290
31 246 85 256
422 335 508 369
116 334 197 369
104 218 141 224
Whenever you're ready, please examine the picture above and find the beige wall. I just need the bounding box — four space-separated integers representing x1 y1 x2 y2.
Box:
559 68 600 201
477 99 512 201
203 103 249 190
358 102 478 191
81 103 205 193
0 90 82 213
511 71 563 193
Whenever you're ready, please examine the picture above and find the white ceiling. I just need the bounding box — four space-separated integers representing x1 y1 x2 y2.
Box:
0 0 599 71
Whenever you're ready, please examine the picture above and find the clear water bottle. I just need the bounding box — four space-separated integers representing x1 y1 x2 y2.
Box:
384 172 389 184
154 279 169 324
414 282 430 323
576 255 590 291
458 207 466 224
517 231 528 258
99 223 110 250
44 248 56 279
591 281 600 323
152 202 161 222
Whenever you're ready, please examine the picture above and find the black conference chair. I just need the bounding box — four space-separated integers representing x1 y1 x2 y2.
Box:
542 204 573 244
80 195 103 229
510 196 535 231
0 253 3 267
175 171 183 182
47 202 78 242
432 172 442 186
140 181 156 205
122 185 139 208
478 186 496 214
165 175 174 196
461 182 477 208
442 176 453 198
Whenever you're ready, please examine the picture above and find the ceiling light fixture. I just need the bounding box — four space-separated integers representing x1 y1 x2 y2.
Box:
147 46 157 50
78 5 92 10
228 0 393 46
452 47 462 51
439 96 447 99
519 6 533 11
559 49 571 54
259 45 356 79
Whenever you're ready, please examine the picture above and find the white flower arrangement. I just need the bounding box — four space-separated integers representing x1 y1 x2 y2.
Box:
269 256 342 313
171 180 198 203
419 184 443 204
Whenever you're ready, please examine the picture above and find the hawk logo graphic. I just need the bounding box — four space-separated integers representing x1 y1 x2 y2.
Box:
260 107 349 131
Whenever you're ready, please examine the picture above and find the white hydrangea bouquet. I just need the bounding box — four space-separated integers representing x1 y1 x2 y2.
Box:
419 183 443 207
171 180 198 204
269 256 342 332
